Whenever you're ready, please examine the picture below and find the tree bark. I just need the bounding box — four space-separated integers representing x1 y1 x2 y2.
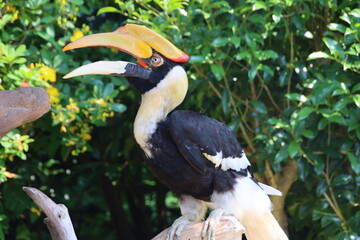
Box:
152 215 244 240
23 187 77 240
0 87 50 138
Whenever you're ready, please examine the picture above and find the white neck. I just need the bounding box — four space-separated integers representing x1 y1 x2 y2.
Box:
134 66 188 157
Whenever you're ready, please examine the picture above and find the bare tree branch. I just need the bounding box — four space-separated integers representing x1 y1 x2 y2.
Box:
23 187 77 240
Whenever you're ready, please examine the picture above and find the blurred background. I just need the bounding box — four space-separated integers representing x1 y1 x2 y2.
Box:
0 0 359 239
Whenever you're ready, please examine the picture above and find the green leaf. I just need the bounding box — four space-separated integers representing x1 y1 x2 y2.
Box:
259 50 278 60
301 129 315 139
97 6 122 15
297 107 314 120
314 158 325 175
210 63 224 81
346 152 360 174
353 94 360 108
307 51 333 60
349 8 360 18
333 174 352 186
230 37 241 48
328 23 346 33
103 83 114 98
318 118 328 130
333 97 352 111
251 100 267 114
111 103 126 112
221 89 229 114
351 83 360 93
189 56 206 63
288 141 299 158
272 7 282 23
248 64 258 81
323 38 344 56
235 50 250 60
212 37 229 47
285 93 307 102
316 179 327 196
12 57 26 64
15 45 26 56
268 118 291 131
252 1 266 11
275 147 288 164
328 113 346 125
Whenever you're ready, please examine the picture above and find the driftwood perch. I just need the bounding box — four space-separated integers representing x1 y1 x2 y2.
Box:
152 215 245 240
23 187 77 240
0 87 50 138
23 187 244 240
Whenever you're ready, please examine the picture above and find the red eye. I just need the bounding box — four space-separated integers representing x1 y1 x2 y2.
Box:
151 53 164 67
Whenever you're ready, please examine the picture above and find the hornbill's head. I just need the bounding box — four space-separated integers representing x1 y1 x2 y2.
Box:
63 24 190 99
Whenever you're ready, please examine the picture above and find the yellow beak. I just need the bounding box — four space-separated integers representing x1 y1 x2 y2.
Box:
63 24 189 79
63 24 189 63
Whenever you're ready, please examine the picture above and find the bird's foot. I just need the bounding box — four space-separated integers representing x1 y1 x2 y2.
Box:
166 215 191 240
201 208 224 240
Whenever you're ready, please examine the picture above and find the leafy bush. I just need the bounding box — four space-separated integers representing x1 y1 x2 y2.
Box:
0 0 359 239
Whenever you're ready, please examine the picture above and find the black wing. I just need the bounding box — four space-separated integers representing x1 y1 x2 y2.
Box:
169 110 250 175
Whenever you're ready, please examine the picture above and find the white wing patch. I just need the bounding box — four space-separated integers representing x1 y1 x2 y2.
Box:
203 151 251 171
203 151 223 168
204 151 283 197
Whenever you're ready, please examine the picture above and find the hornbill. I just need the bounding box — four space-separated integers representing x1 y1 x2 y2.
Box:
63 24 288 240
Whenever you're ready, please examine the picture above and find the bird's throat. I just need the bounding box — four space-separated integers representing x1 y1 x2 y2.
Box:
133 66 188 157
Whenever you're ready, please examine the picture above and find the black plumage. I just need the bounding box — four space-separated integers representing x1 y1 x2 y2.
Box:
138 110 249 201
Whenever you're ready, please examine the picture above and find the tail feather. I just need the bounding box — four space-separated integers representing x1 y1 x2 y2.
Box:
258 182 282 196
211 177 288 240
243 210 288 240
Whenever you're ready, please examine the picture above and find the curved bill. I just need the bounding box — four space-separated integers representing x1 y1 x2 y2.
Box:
63 61 151 79
63 24 190 64
63 32 153 60
116 24 190 63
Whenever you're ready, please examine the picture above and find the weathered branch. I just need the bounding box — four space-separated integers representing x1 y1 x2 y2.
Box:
23 187 77 240
152 215 245 240
0 87 50 138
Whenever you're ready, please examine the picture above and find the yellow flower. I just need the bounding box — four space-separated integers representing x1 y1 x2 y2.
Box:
61 0 66 6
93 98 107 107
60 125 67 132
110 48 119 53
69 126 78 133
84 25 90 33
66 140 76 146
31 207 41 216
70 30 84 42
12 11 19 21
102 112 109 119
47 87 60 104
40 65 56 82
6 3 16 12
82 133 91 140
66 101 80 113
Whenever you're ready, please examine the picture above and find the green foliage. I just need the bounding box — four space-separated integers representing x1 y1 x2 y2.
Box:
0 0 359 239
